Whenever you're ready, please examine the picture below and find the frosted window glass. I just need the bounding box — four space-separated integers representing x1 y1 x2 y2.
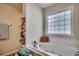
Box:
60 16 64 21
59 12 64 16
60 30 64 33
65 19 70 24
65 25 70 29
60 21 64 25
48 16 52 19
48 9 71 34
65 30 71 34
60 25 64 30
54 18 59 21
54 22 60 26
65 15 70 20
54 26 59 30
65 10 71 15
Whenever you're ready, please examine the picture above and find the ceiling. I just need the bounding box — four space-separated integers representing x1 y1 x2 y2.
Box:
37 3 55 8
7 3 23 13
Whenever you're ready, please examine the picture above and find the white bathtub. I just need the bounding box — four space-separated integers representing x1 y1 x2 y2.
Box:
38 43 79 56
28 45 57 56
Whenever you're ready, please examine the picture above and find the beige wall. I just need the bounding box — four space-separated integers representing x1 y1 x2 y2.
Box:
43 3 79 48
0 4 22 55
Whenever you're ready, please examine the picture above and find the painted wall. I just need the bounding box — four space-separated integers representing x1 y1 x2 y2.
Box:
0 4 22 55
43 3 79 48
26 3 43 46
23 3 26 16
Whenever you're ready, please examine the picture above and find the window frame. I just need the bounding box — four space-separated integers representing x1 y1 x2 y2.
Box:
47 5 74 36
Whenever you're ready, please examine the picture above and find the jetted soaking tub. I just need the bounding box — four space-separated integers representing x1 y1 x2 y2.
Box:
38 43 79 56
27 42 79 56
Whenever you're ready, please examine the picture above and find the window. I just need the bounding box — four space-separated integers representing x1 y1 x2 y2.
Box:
48 9 72 35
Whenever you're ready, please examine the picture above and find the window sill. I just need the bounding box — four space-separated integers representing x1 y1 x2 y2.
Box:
48 32 73 37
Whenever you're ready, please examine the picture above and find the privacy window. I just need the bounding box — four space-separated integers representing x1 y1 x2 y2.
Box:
48 9 71 34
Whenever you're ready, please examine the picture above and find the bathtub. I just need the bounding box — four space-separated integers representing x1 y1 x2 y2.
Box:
27 45 57 56
38 43 79 56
